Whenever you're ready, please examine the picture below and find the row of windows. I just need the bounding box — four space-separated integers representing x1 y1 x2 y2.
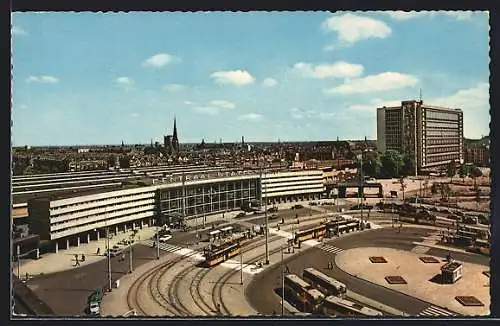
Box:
425 153 460 164
425 121 459 129
425 146 461 154
425 110 460 121
51 192 154 212
50 204 154 231
50 198 155 222
426 138 461 146
426 130 460 137
51 211 154 240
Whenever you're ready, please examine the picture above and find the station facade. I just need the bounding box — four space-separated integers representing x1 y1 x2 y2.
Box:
26 170 326 253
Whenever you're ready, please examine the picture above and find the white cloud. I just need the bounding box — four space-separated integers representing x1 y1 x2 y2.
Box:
289 108 316 120
26 75 59 84
142 53 179 68
12 26 28 36
428 83 489 110
188 99 235 115
262 77 278 88
210 100 235 109
162 84 184 92
322 13 392 44
238 113 263 122
384 11 477 21
114 76 135 90
326 72 419 94
210 70 256 86
194 106 220 115
346 98 402 112
292 61 364 79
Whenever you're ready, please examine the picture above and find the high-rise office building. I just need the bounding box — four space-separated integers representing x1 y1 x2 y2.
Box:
377 100 464 174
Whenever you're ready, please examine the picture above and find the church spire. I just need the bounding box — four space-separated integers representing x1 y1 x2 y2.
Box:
172 116 179 152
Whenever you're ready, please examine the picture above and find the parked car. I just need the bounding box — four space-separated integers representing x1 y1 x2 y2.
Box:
293 204 304 209
89 301 100 316
236 212 246 218
269 213 279 220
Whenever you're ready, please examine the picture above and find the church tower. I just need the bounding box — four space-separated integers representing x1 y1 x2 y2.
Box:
172 116 179 152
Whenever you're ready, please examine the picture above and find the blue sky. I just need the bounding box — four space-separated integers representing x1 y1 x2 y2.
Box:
11 11 490 146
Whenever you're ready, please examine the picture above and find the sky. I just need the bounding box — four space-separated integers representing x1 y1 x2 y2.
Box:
11 11 490 146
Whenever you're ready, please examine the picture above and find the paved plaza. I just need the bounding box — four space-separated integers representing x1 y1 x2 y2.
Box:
335 247 490 316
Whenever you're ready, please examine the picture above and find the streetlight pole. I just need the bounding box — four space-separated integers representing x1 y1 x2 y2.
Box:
263 169 269 265
240 249 243 285
281 244 285 316
156 221 160 260
106 226 112 292
358 154 364 224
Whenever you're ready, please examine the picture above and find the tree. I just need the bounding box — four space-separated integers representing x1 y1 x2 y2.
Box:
470 165 483 190
380 150 404 178
399 177 407 201
401 154 416 177
446 160 457 183
459 165 467 182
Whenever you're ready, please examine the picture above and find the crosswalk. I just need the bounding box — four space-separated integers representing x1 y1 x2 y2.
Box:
417 305 458 317
142 240 183 253
320 244 344 255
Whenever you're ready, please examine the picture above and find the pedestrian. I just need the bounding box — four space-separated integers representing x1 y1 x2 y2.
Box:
96 247 101 255
75 256 80 266
121 253 125 262
81 254 86 262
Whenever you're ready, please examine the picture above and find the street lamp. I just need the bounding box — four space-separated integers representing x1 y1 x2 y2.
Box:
261 168 270 265
281 244 285 316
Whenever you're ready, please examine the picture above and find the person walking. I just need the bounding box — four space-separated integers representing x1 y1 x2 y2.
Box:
81 254 86 262
96 247 101 255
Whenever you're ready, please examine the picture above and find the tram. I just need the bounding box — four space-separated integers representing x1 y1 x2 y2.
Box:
203 242 241 267
294 224 327 244
321 296 383 317
303 268 347 297
284 274 325 312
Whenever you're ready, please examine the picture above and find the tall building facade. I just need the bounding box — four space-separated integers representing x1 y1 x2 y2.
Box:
377 100 464 173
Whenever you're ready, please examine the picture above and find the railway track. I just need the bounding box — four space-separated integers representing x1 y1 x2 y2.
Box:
126 250 200 316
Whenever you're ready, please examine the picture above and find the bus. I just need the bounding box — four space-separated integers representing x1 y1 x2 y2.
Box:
303 268 347 297
284 274 325 312
321 296 383 317
203 242 241 267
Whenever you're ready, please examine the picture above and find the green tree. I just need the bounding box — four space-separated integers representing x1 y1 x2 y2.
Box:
399 177 407 200
119 156 131 168
446 160 457 183
470 165 483 190
459 165 467 182
380 150 404 178
401 154 416 177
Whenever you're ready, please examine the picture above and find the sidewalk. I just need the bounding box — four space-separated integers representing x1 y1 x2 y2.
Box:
15 226 158 277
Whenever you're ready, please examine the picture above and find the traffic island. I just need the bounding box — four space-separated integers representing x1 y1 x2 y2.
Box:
385 276 407 284
369 256 387 263
420 256 440 264
455 296 484 307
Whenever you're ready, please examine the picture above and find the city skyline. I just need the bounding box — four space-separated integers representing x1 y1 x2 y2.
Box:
11 11 490 146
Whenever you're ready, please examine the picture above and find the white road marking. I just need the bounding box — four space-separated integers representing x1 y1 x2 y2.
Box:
417 305 458 317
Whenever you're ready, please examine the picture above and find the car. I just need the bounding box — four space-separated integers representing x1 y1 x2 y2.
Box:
269 213 279 220
309 202 318 206
293 204 304 209
159 235 172 243
236 212 246 218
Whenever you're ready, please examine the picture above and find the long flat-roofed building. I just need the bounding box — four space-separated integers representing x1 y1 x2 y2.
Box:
28 186 157 252
261 170 325 203
377 100 464 173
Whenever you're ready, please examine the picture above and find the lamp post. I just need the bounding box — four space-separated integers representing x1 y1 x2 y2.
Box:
240 249 243 285
261 168 269 265
156 221 160 260
281 244 285 316
106 226 112 292
128 232 134 273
